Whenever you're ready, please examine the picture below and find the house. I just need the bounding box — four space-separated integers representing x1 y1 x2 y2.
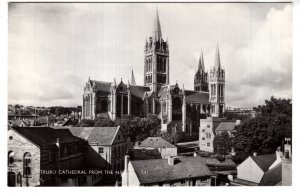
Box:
134 137 177 159
199 117 239 153
231 141 292 186
7 127 87 187
122 155 212 186
68 126 127 172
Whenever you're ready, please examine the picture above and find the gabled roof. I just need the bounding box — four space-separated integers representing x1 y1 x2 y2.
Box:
131 156 212 184
130 85 150 100
139 137 176 149
68 126 121 146
215 121 236 132
250 154 276 172
259 163 282 186
11 127 82 147
90 80 112 93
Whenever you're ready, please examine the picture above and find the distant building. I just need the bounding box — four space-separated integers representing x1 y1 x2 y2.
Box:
68 126 127 172
199 117 239 153
122 155 212 186
134 137 177 159
7 127 87 187
231 142 292 186
82 9 226 143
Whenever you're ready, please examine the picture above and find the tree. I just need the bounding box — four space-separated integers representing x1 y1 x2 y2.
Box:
77 119 95 127
93 114 161 143
232 96 292 163
158 130 179 145
214 131 233 155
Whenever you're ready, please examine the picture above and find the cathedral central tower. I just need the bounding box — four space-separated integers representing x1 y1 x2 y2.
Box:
144 9 169 92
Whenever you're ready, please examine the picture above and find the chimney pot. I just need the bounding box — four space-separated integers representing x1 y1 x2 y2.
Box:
168 156 175 166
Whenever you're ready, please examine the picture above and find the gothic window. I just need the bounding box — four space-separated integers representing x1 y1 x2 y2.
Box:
23 152 32 177
172 97 182 111
123 96 128 114
101 99 108 113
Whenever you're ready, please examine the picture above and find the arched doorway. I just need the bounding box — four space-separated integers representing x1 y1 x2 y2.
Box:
8 172 16 187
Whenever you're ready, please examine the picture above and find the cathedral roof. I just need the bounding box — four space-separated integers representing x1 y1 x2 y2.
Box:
185 90 210 104
90 80 112 93
130 85 151 100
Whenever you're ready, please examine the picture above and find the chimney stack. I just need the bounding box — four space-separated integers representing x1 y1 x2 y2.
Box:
124 155 130 172
253 152 257 157
276 147 283 160
284 138 292 159
168 156 175 166
56 138 60 148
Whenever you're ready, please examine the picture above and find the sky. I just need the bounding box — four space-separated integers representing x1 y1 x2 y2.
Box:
8 3 292 108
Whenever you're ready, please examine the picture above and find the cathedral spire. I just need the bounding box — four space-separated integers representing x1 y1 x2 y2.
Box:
131 70 136 86
198 50 205 72
214 44 221 69
153 7 162 40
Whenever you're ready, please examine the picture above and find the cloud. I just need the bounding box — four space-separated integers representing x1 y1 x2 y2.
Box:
225 5 292 107
8 3 292 108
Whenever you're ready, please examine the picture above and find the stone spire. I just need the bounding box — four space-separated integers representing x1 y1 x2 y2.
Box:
214 45 221 69
153 8 162 40
198 50 205 72
130 70 136 86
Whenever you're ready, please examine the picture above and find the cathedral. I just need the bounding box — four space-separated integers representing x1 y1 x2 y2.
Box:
82 10 225 142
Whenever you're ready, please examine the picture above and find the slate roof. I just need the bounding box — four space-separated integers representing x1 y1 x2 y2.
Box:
215 121 236 132
250 154 276 172
12 127 82 147
68 126 120 145
91 80 112 92
139 137 176 149
131 156 212 184
259 163 282 186
185 90 210 103
130 85 150 100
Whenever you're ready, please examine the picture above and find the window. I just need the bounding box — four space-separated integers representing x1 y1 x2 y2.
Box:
207 125 210 128
207 142 210 147
8 151 14 166
98 147 104 154
23 152 32 177
202 137 205 141
202 129 205 133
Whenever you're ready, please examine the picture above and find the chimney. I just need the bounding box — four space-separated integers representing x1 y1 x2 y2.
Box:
284 138 292 159
235 120 241 126
168 156 175 166
124 155 130 172
276 147 283 160
253 152 257 157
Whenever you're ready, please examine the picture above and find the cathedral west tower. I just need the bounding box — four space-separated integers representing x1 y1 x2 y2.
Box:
209 45 225 117
144 9 169 92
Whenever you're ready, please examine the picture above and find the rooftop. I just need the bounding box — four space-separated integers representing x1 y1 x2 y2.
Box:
11 126 82 147
139 137 176 149
250 154 276 172
68 126 121 146
131 156 212 184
